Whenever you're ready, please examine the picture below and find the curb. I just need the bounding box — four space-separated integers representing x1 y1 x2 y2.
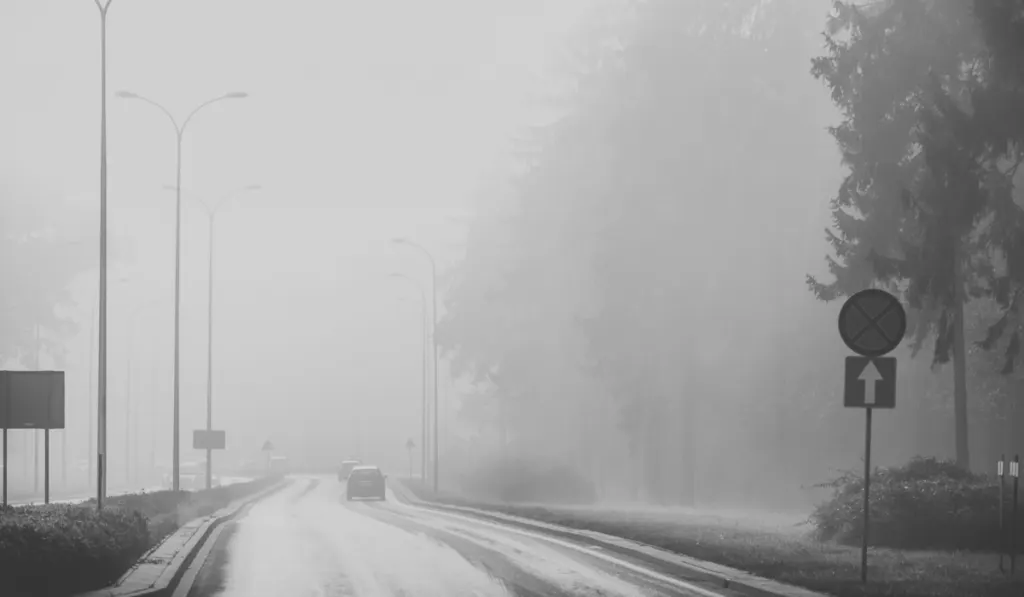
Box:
389 479 829 597
76 477 294 597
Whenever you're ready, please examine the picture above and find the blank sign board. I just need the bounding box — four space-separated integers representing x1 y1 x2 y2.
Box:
193 429 226 450
0 371 66 429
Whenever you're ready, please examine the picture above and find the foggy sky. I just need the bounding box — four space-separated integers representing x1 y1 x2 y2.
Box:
2 0 600 473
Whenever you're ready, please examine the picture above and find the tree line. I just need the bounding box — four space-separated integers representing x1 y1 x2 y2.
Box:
437 0 1024 506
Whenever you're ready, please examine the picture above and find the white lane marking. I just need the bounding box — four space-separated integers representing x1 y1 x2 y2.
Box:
388 512 651 597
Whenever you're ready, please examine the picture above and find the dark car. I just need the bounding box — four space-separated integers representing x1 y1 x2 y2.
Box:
346 465 387 501
338 459 361 481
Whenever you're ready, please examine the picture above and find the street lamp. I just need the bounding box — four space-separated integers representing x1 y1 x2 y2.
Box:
388 273 428 482
116 90 248 491
391 238 440 492
163 184 260 489
92 0 116 511
86 274 130 502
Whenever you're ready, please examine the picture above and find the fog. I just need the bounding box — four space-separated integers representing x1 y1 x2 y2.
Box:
2 0 1008 513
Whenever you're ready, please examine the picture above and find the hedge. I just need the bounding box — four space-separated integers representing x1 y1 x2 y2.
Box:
0 475 280 597
811 457 1019 551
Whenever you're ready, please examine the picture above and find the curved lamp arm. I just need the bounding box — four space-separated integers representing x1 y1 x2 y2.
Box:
116 91 180 134
117 91 248 139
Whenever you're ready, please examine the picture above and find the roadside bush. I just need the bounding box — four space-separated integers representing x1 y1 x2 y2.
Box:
811 457 1017 550
0 503 148 597
0 475 280 596
458 457 597 505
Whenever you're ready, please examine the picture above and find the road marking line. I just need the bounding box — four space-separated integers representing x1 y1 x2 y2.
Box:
390 501 731 597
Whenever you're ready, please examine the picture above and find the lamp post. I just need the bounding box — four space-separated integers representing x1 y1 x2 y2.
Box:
84 276 131 496
91 0 116 511
391 238 439 492
116 90 248 491
87 304 95 493
388 273 428 482
33 325 41 495
164 184 260 489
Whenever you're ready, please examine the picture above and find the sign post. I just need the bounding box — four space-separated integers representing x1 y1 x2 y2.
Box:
0 371 66 506
837 289 906 584
193 429 227 489
1012 455 1020 574
406 438 415 478
1000 456 1007 573
261 440 274 475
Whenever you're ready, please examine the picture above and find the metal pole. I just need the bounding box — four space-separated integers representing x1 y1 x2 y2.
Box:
206 212 215 490
132 365 139 485
2 428 6 505
125 359 131 485
2 373 9 504
861 407 873 583
429 258 439 494
172 131 183 492
150 360 157 482
34 324 40 495
1013 455 1020 574
1000 455 1007 573
88 304 95 493
420 288 427 482
22 434 27 486
44 430 49 504
61 426 66 489
95 0 114 512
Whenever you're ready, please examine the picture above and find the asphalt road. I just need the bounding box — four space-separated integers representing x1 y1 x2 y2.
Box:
185 475 738 597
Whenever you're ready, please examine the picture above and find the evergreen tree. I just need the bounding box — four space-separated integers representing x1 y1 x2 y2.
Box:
443 0 840 504
809 0 998 468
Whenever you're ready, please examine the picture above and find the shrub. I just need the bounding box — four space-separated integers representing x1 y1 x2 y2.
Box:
0 503 148 596
811 457 1019 550
458 457 597 505
0 475 280 596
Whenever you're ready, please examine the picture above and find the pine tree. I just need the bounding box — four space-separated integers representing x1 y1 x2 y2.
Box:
809 0 992 468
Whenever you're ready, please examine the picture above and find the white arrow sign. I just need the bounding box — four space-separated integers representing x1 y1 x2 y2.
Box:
859 361 883 405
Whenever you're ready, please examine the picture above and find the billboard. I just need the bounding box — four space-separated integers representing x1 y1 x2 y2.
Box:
0 371 65 429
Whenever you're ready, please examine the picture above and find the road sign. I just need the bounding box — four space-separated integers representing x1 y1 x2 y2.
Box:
0 371 66 429
261 440 274 452
844 357 896 409
837 291 904 585
0 371 65 507
406 439 415 451
193 429 226 450
838 289 907 357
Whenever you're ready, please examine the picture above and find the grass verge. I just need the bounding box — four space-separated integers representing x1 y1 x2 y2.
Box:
399 478 1024 597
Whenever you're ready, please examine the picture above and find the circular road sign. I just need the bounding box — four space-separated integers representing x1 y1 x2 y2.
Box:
838 288 907 357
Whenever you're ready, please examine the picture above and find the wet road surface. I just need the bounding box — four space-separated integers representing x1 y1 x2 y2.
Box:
186 476 738 597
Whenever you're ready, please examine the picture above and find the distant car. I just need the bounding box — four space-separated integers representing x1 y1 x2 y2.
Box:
346 465 386 501
338 459 361 481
